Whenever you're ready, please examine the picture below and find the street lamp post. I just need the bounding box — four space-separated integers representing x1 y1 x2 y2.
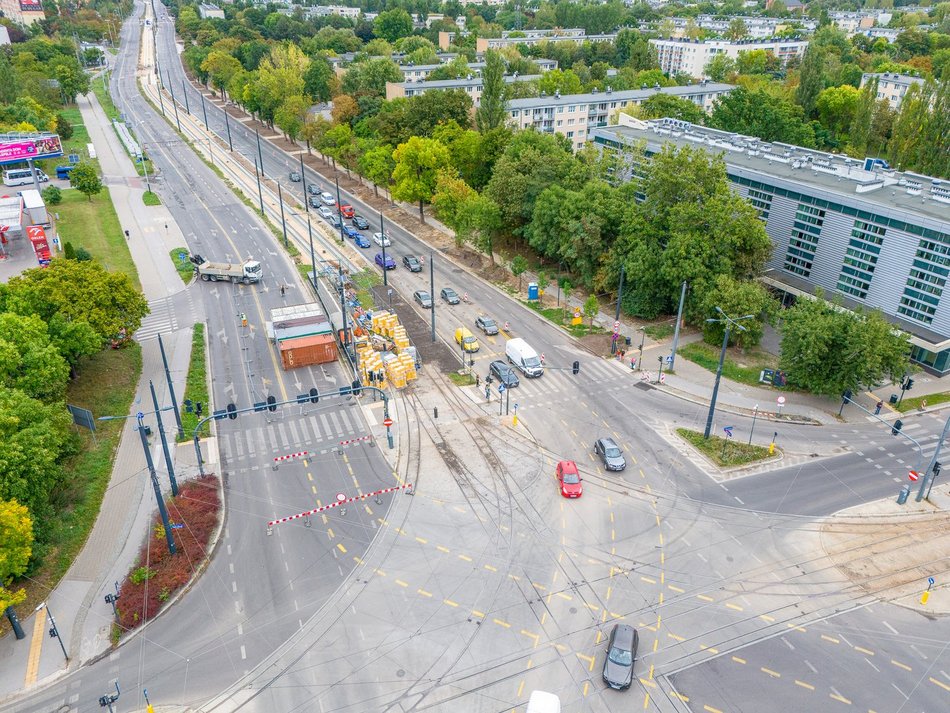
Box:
149 379 178 496
35 602 68 662
703 307 755 439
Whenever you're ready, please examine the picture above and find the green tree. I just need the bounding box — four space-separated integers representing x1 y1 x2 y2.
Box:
700 276 777 348
538 69 584 96
0 499 33 611
69 162 101 201
358 143 397 196
2 260 150 349
374 9 414 44
274 94 310 142
341 57 402 98
640 94 705 124
704 54 737 82
432 171 476 243
303 55 336 103
815 85 861 137
583 294 599 332
476 50 507 133
796 45 826 117
709 87 815 146
254 44 309 123
201 51 243 100
511 255 528 290
457 194 501 261
0 313 70 401
726 18 749 41
41 185 61 206
779 293 910 397
391 137 453 220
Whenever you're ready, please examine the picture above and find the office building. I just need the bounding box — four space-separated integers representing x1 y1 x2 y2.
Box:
507 82 733 151
861 73 927 110
649 37 808 79
591 116 950 373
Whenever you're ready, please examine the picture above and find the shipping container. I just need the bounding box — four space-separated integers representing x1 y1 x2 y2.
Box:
279 334 337 370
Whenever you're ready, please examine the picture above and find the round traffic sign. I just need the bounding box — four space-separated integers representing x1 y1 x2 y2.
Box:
777 396 786 405
383 417 393 427
336 492 347 502
909 470 920 481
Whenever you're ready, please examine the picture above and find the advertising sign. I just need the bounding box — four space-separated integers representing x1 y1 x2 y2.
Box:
0 135 64 165
27 225 52 267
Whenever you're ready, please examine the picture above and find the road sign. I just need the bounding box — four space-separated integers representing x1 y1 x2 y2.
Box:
68 153 80 164
498 384 506 393
178 251 186 262
723 426 734 438
613 320 620 334
909 470 920 481
665 355 673 364
383 417 393 428
929 576 936 586
777 396 786 405
170 523 184 529
336 493 346 502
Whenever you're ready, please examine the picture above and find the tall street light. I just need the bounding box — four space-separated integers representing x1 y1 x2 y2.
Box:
35 602 68 662
703 307 755 439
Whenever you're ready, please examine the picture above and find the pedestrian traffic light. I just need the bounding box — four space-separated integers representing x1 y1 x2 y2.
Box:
352 379 362 396
368 371 376 383
309 387 319 403
184 398 193 413
195 401 203 417
905 378 915 390
933 461 942 478
842 389 852 402
226 403 237 420
572 360 580 375
266 395 277 412
891 419 903 436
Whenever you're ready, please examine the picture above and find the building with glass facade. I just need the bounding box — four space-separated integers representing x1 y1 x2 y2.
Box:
591 117 950 374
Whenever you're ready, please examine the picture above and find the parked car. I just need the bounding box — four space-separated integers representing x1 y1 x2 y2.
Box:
373 232 392 247
317 206 333 220
289 171 301 182
413 290 433 308
352 215 370 230
307 184 320 195
594 437 626 471
556 461 582 498
403 255 422 272
475 315 499 335
353 233 371 248
320 191 335 206
602 624 638 690
489 360 519 388
440 287 460 305
344 226 361 240
337 203 355 218
455 327 480 352
375 253 396 270
308 196 321 209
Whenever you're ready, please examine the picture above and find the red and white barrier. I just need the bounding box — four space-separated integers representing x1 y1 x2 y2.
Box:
273 451 308 464
339 435 372 447
267 483 413 531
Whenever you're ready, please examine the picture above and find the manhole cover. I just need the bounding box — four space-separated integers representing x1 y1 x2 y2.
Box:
397 669 405 678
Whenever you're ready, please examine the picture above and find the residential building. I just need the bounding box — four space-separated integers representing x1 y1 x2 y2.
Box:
650 37 808 78
664 15 817 39
397 58 557 82
861 72 926 110
0 0 45 25
591 116 950 374
198 3 225 19
385 74 541 106
439 27 619 52
507 82 734 151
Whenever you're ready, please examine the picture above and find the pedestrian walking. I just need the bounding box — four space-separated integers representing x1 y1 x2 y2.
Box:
475 374 480 388
874 400 883 415
485 384 490 400
124 229 130 239
280 284 286 297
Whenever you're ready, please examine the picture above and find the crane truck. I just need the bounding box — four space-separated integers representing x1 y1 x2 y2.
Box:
190 254 263 284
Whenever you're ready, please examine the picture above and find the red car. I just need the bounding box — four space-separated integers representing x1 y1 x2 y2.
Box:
556 460 582 498
338 203 355 218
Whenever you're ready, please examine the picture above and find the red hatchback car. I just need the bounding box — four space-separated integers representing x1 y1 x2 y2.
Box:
338 203 355 218
556 460 583 498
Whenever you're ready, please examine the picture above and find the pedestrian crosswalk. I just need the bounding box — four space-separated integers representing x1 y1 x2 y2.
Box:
135 291 200 341
478 353 626 403
220 405 365 467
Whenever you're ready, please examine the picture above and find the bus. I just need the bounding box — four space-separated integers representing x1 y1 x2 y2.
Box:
3 168 49 187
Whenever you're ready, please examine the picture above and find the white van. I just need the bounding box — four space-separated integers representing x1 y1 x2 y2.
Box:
3 168 49 187
526 690 561 713
506 337 543 378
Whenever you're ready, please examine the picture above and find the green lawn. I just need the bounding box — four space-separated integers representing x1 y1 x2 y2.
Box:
678 341 780 388
351 270 382 309
449 372 476 386
169 247 193 284
55 188 139 291
677 428 777 467
179 324 210 441
92 73 155 178
896 391 950 413
524 300 605 338
49 106 100 174
644 324 675 340
143 190 161 206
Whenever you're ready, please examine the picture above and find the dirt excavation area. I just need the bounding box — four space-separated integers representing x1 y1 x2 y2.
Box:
821 503 950 615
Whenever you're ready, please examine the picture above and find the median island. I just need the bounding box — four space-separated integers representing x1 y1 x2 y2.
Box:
676 428 778 468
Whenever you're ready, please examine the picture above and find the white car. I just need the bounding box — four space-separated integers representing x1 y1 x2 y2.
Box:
372 232 392 247
318 206 333 220
320 192 335 206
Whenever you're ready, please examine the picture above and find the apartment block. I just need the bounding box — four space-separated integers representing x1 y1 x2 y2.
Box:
385 74 541 106
649 37 808 78
397 58 557 83
861 72 927 110
0 0 45 25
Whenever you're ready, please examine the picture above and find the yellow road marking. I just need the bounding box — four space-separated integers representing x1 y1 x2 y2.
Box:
307 473 313 481
483 563 496 571
533 582 548 591
641 576 657 584
732 656 746 664
395 579 408 587
436 545 450 554
417 589 432 598
312 485 317 494
760 614 775 622
726 603 743 611
577 653 595 671
795 680 815 691
929 676 950 692
415 536 428 544
472 610 485 618
673 692 690 702
638 678 656 688
493 618 511 629
458 554 472 562
508 574 521 581
374 568 386 577
829 693 851 704
703 705 723 713
697 594 714 602
700 644 718 654
821 634 840 644
669 584 684 593
583 681 590 696
643 693 650 709
668 633 685 642
854 646 874 656
891 659 911 671
788 624 807 632
336 543 346 553
521 630 539 647
517 680 524 698
23 608 46 686
444 599 459 607
761 667 780 678
327 528 335 539
353 556 362 564
555 592 572 601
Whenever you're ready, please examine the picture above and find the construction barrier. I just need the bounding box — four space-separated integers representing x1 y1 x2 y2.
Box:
267 483 413 533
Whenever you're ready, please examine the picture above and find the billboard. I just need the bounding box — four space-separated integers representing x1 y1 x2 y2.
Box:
27 225 52 267
0 135 64 166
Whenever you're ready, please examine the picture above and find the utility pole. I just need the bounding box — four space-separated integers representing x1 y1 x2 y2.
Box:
703 308 754 439
168 78 182 132
200 92 208 127
669 280 687 370
137 413 177 554
307 212 316 290
300 152 308 210
255 127 265 178
254 158 264 215
278 183 288 248
224 109 233 151
430 251 436 343
182 78 190 114
916 412 950 501
334 174 347 244
612 265 625 355
149 380 178 497
379 211 389 285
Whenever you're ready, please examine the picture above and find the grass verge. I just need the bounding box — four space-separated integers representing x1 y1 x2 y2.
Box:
51 106 100 174
351 270 382 309
114 475 221 634
169 247 193 284
93 72 155 178
644 323 675 340
56 188 139 290
896 391 950 413
449 372 476 386
143 190 161 206
677 428 776 467
678 342 780 388
179 324 210 442
523 300 606 338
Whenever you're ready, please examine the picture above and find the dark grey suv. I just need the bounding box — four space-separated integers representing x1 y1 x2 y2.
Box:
475 315 499 335
403 255 422 272
594 437 626 471
602 624 638 689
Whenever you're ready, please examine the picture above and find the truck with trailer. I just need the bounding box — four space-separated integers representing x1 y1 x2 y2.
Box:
190 254 263 284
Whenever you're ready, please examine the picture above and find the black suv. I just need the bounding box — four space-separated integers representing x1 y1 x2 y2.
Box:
489 360 519 388
352 215 370 230
475 315 499 335
403 255 422 272
440 287 460 305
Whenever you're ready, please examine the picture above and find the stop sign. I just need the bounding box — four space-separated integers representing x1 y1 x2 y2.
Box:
383 417 393 428
909 470 920 481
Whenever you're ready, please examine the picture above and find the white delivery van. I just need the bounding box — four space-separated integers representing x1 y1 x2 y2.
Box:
526 690 561 713
506 337 543 378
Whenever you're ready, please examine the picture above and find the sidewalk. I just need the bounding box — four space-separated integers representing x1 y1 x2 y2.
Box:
0 89 206 700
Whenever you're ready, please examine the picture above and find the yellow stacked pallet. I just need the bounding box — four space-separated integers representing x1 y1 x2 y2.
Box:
370 311 390 332
388 361 407 388
360 352 384 386
398 352 417 381
392 327 410 350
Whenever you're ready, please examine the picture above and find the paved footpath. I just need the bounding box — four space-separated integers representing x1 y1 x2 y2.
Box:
0 88 208 701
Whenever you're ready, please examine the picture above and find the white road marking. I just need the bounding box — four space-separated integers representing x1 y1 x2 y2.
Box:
804 659 817 674
231 581 237 593
865 658 880 672
734 497 744 505
882 621 899 635
237 624 243 636
891 683 907 698
229 563 234 574
781 636 795 651
909 644 928 659
240 645 246 660
697 553 707 563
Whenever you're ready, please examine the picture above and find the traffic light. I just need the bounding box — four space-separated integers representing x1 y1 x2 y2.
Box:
842 389 852 402
933 461 942 478
905 378 914 391
226 403 237 420
266 395 277 412
184 398 193 413
195 401 203 417
309 387 319 403
368 371 376 383
572 360 580 375
891 419 903 436
351 379 362 396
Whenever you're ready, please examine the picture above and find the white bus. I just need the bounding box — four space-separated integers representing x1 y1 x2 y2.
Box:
3 168 49 187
